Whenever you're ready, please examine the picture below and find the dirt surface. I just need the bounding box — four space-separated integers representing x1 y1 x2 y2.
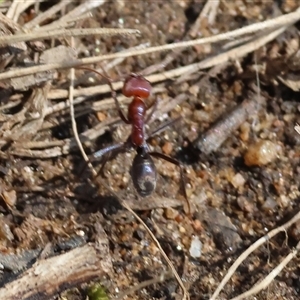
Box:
0 1 300 300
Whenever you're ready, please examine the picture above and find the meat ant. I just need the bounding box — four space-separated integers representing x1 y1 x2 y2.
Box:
81 68 190 213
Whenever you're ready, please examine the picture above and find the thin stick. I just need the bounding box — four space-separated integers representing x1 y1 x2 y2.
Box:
295 123 300 135
0 22 292 81
141 0 220 75
68 79 189 299
6 0 46 22
39 0 105 31
0 27 140 46
24 0 73 29
113 272 173 299
98 179 190 300
230 241 300 300
68 37 89 165
195 97 260 154
209 210 300 300
189 0 220 38
46 26 289 106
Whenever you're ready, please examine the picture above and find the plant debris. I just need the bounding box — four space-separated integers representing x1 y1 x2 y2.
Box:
0 1 299 300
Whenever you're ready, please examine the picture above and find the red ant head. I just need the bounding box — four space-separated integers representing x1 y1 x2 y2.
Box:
122 74 152 99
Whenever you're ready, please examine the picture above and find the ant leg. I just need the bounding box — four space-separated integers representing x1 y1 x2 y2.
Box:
92 142 124 160
78 66 130 124
93 143 125 176
145 97 158 124
149 151 190 214
147 117 182 139
96 151 112 178
78 142 125 178
93 137 132 175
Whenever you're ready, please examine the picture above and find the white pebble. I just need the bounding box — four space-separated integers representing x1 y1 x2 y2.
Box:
189 235 202 258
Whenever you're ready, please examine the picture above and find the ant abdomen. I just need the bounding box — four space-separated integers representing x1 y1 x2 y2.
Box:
131 149 157 197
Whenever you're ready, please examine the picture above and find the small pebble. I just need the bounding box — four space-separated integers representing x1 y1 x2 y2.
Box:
2 190 17 208
244 140 280 166
230 173 246 188
289 220 300 240
179 226 186 233
278 195 290 208
0 218 14 242
97 111 107 122
193 219 203 231
262 197 277 212
162 142 173 155
240 122 250 142
237 196 254 213
189 235 202 258
189 84 199 96
164 207 178 219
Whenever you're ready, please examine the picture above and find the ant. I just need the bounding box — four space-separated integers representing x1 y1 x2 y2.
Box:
82 68 190 213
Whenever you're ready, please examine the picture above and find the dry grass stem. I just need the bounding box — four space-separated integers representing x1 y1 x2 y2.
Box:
1 2 299 299
39 0 106 30
295 123 300 135
24 0 70 29
229 241 300 300
210 210 300 300
0 18 287 80
6 0 45 22
97 180 190 300
48 77 165 100
0 27 140 46
189 0 220 38
141 0 220 75
176 25 289 81
11 117 119 157
113 272 173 300
68 36 90 165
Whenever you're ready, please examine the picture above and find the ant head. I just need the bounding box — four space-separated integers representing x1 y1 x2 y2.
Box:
122 74 152 99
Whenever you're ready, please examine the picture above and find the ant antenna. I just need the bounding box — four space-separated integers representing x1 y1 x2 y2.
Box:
78 66 128 124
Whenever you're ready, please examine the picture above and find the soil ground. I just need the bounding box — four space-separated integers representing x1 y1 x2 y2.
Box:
0 1 299 300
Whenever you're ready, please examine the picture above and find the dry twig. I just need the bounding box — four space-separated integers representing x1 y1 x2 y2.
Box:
24 0 70 29
6 0 46 22
295 123 300 135
230 241 300 300
189 0 220 38
0 9 299 81
210 210 300 300
39 0 105 30
69 36 89 164
0 27 140 46
0 224 112 300
195 91 262 154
